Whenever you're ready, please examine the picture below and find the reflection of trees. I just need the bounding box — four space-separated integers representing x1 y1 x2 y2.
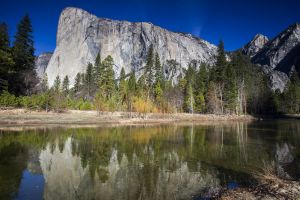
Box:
0 143 28 199
0 121 299 199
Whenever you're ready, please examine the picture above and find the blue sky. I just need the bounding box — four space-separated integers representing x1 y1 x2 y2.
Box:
1 0 299 55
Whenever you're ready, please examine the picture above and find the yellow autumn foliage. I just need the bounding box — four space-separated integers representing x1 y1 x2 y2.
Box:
132 97 159 113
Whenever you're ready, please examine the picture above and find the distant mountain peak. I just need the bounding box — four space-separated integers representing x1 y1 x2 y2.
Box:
242 34 269 57
252 22 300 69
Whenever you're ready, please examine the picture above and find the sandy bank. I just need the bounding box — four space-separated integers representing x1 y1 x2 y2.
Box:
0 108 256 127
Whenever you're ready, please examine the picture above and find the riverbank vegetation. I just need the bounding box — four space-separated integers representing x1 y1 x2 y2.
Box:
1 16 299 115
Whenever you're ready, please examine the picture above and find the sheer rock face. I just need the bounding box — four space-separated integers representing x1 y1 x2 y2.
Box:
242 23 300 92
35 53 52 79
252 23 300 70
242 34 269 58
261 65 289 92
46 7 218 86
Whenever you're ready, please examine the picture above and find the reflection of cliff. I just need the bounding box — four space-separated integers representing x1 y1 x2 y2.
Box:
275 143 298 179
39 138 221 200
40 138 87 200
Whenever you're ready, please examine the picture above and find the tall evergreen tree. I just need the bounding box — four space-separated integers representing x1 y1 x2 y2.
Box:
125 70 137 112
74 73 81 93
85 63 94 96
231 51 249 114
12 15 36 95
0 23 10 51
224 64 238 113
93 52 101 84
154 81 163 106
12 15 35 71
119 67 127 104
62 75 70 94
137 74 147 97
53 75 61 92
182 62 197 112
145 45 154 90
184 83 195 113
210 40 227 113
213 40 227 82
0 23 13 92
195 64 208 94
185 62 197 89
99 55 115 99
195 64 208 112
128 70 137 93
154 53 164 89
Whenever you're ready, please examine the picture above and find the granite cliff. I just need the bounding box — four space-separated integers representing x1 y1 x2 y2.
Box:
35 52 52 79
45 7 218 86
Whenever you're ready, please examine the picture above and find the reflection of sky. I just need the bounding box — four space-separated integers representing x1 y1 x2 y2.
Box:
15 170 44 200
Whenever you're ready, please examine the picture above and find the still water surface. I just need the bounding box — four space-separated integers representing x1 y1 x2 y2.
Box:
0 120 299 199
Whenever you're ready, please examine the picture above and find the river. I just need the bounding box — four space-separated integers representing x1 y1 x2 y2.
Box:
0 120 299 199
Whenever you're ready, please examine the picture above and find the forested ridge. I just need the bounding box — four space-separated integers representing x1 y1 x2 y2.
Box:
0 15 299 115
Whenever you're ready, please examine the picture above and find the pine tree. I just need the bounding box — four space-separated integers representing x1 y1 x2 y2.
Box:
0 23 10 51
231 51 249 114
119 67 127 104
209 40 227 114
224 63 237 113
185 62 197 88
53 75 61 92
12 15 36 95
12 15 35 71
74 73 81 93
214 40 227 82
128 70 137 94
137 74 147 96
154 53 164 89
154 81 163 106
145 45 154 90
206 82 221 113
195 64 208 112
85 62 94 96
0 23 13 92
52 75 67 112
182 62 197 112
125 70 137 112
196 64 208 92
184 83 195 113
94 52 101 85
62 75 70 94
195 92 205 113
100 55 115 99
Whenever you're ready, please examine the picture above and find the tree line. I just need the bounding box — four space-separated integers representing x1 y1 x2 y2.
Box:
0 15 299 114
